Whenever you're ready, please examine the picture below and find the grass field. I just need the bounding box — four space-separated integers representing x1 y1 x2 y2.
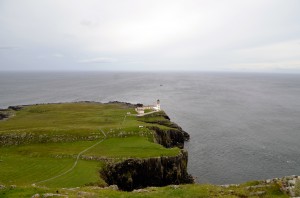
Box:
0 155 104 188
0 182 288 198
0 103 136 136
0 102 180 189
0 102 289 197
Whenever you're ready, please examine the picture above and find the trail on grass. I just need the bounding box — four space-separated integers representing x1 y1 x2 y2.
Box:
136 110 161 117
33 129 107 186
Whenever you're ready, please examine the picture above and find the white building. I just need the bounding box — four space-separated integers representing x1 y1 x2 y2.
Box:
135 99 161 114
136 107 145 114
153 99 160 111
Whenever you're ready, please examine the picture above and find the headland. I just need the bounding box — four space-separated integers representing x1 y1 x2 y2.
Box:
0 101 298 197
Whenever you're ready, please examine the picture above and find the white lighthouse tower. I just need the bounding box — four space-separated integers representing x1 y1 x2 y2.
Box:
156 99 161 111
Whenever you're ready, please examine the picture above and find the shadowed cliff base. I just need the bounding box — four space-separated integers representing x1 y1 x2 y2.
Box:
101 150 194 191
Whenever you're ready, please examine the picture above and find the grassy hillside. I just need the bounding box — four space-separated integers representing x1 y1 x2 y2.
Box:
0 102 179 188
0 102 289 197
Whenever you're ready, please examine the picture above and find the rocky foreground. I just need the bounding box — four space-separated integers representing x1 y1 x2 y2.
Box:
1 176 299 197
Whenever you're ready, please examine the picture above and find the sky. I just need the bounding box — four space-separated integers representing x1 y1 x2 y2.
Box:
1 0 300 72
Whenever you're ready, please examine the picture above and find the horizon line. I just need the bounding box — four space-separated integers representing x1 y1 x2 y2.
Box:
0 70 300 74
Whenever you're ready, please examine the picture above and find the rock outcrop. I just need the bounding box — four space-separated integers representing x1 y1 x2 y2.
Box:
267 175 300 197
138 111 190 148
8 105 24 111
148 126 188 149
107 101 138 108
0 112 9 120
100 150 194 191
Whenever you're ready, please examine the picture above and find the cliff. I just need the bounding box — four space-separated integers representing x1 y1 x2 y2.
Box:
100 150 194 191
100 110 194 191
138 111 190 148
148 126 188 149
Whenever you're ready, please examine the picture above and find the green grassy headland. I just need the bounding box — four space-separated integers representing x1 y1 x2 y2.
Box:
0 102 179 188
0 102 288 197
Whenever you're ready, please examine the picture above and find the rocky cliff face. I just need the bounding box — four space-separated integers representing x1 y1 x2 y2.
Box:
148 126 188 149
100 110 193 191
100 150 194 191
137 111 190 148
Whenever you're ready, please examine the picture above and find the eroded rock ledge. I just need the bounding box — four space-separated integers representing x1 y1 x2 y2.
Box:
137 111 190 149
100 150 194 191
148 126 188 149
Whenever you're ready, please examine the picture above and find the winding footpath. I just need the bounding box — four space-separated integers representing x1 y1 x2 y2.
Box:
33 129 107 186
136 110 161 117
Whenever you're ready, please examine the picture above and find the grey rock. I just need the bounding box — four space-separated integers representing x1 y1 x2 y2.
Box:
43 193 67 197
10 185 16 189
246 185 269 190
266 179 271 184
285 176 294 180
250 191 266 196
220 184 230 188
290 191 295 197
171 185 180 189
89 186 103 190
31 194 40 198
288 179 296 186
107 185 118 190
77 191 95 197
132 189 149 193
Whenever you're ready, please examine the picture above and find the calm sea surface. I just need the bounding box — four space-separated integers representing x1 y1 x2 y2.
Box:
1 72 300 184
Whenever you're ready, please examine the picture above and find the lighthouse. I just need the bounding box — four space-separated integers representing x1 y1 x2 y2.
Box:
156 99 161 111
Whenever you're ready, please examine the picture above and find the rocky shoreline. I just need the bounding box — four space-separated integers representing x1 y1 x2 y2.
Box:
271 175 300 197
219 175 300 197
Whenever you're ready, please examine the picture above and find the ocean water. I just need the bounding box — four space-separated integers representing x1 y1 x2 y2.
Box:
1 71 300 184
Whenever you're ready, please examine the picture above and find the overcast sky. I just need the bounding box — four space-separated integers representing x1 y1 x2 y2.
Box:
1 0 300 72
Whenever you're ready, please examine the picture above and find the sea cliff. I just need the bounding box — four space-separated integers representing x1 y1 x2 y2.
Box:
100 107 194 191
101 150 193 191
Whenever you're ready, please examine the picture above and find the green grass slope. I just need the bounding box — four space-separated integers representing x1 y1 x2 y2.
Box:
0 102 179 188
0 102 289 197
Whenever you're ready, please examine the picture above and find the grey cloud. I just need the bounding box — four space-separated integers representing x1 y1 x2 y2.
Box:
1 0 300 72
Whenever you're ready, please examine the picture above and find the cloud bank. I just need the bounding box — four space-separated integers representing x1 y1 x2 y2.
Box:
0 0 300 72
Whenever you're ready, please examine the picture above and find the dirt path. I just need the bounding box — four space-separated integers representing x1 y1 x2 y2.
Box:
33 129 107 186
136 110 161 117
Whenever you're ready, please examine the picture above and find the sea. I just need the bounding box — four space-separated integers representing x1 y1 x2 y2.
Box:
1 71 300 184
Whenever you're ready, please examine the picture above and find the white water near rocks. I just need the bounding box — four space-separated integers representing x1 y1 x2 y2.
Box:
1 72 300 184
